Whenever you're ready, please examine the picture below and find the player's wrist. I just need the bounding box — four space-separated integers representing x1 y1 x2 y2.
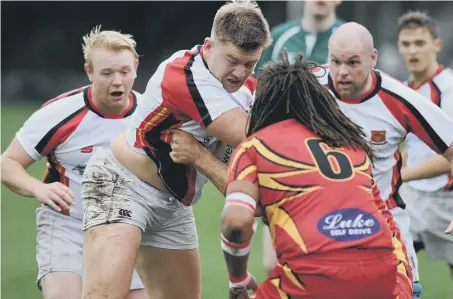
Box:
229 271 254 289
192 144 210 168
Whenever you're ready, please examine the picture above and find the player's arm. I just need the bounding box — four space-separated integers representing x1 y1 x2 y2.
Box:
1 138 43 197
222 143 259 293
400 90 453 174
401 89 453 181
401 153 451 182
1 103 75 212
169 129 228 192
206 107 248 148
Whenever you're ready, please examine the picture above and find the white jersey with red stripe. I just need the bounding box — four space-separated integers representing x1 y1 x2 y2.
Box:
16 86 141 219
404 66 453 192
125 45 256 206
315 67 453 208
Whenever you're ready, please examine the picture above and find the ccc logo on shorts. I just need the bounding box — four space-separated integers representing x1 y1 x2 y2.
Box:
118 209 132 218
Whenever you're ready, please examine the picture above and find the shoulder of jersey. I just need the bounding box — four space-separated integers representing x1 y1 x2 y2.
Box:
311 64 330 85
271 19 300 37
39 86 87 113
433 67 453 93
378 69 421 99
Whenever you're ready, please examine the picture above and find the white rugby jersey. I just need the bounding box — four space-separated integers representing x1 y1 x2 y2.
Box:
404 66 453 192
315 67 453 209
16 86 140 219
126 45 256 206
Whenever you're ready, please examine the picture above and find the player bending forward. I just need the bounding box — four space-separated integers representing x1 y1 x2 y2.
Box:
222 51 413 299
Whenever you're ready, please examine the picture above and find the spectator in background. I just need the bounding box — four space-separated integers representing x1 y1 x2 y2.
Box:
257 0 343 70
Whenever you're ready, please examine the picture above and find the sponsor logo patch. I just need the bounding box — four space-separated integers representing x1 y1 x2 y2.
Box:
317 208 380 241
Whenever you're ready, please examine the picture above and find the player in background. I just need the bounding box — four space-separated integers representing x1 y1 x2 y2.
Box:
397 11 453 280
256 0 343 69
313 22 453 298
0 27 146 299
223 51 412 299
80 1 271 299
258 0 344 276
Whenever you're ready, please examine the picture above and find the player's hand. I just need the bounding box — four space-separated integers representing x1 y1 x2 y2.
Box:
229 272 258 299
229 287 250 299
33 182 74 213
169 129 204 165
445 219 453 234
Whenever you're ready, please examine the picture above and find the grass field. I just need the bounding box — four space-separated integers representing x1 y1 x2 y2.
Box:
1 104 453 299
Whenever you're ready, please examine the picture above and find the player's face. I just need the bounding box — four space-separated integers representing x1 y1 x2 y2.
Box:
304 0 341 19
397 27 441 74
204 39 262 93
328 46 377 98
86 48 138 108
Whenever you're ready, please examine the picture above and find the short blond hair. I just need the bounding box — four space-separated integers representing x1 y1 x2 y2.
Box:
82 25 139 70
212 0 272 51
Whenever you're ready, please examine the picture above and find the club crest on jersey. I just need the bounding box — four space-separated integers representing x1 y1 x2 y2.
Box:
317 208 380 241
370 130 387 145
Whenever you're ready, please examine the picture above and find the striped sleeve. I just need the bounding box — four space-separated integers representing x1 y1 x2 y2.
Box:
380 86 453 154
16 97 87 160
163 53 240 129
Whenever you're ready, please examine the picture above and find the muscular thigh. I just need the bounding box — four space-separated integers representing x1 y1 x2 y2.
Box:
136 246 201 299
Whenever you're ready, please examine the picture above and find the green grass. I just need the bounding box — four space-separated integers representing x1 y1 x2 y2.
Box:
1 104 453 299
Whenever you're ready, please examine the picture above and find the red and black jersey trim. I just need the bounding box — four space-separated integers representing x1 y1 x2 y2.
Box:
328 70 382 104
34 107 88 156
83 87 138 119
143 114 198 204
41 87 84 108
381 87 448 154
430 80 442 107
184 53 212 128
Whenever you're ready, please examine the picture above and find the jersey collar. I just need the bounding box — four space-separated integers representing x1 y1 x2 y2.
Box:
328 70 382 104
83 86 137 119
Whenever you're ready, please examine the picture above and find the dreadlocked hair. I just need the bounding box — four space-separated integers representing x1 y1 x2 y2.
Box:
247 50 376 161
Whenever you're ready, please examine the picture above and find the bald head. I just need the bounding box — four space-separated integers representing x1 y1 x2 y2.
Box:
329 22 374 53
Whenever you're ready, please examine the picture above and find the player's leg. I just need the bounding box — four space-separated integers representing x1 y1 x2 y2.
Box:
417 189 453 282
40 273 82 299
36 207 83 299
82 223 142 299
81 149 147 299
137 203 201 299
127 270 147 299
262 225 277 275
389 207 421 298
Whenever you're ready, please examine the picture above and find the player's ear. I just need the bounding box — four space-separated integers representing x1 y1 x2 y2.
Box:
204 38 214 51
84 63 93 82
434 38 442 53
135 59 139 72
371 49 378 68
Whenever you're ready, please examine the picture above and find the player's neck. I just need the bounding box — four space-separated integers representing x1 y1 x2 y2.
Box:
302 13 336 33
354 72 374 100
410 62 440 88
